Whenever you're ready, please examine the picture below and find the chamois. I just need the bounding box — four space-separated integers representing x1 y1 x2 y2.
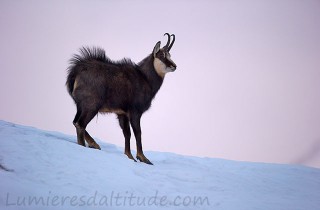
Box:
66 33 177 165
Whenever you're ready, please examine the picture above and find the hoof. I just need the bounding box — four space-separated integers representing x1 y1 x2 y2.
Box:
136 154 153 165
125 151 137 162
88 143 101 150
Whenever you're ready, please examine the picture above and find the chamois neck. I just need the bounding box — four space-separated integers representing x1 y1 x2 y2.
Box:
138 54 164 95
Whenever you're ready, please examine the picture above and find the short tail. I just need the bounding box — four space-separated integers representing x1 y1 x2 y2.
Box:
66 46 107 96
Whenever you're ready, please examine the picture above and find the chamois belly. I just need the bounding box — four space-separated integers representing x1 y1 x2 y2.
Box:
98 107 127 115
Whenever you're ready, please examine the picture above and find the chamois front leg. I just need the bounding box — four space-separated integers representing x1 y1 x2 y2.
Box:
118 114 136 162
130 113 153 165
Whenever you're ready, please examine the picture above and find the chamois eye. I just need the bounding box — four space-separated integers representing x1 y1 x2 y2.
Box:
157 52 165 58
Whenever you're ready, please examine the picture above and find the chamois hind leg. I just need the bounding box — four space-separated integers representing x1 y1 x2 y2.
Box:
118 114 136 162
85 130 101 150
73 105 99 148
130 113 153 165
73 108 85 146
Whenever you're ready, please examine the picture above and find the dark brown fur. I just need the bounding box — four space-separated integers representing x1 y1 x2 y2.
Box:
66 35 176 165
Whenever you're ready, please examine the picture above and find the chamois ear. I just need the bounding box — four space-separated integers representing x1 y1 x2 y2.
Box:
153 41 161 57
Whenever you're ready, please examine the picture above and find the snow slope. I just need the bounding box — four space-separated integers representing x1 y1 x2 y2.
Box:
0 120 319 210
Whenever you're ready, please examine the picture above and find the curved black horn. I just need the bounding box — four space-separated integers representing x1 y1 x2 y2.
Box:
168 34 175 52
163 33 171 50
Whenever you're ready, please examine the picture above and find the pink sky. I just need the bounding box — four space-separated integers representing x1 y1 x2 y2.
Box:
1 0 320 168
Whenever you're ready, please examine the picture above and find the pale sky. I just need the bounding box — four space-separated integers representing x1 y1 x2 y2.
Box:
1 0 320 168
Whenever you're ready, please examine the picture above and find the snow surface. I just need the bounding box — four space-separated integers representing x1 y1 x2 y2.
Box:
0 120 319 210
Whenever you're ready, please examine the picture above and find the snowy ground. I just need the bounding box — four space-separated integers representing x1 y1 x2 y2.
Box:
0 120 319 210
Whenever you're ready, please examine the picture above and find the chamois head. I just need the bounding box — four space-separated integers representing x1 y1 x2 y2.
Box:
152 33 177 77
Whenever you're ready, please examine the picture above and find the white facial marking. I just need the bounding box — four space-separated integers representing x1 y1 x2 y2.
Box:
153 58 174 78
